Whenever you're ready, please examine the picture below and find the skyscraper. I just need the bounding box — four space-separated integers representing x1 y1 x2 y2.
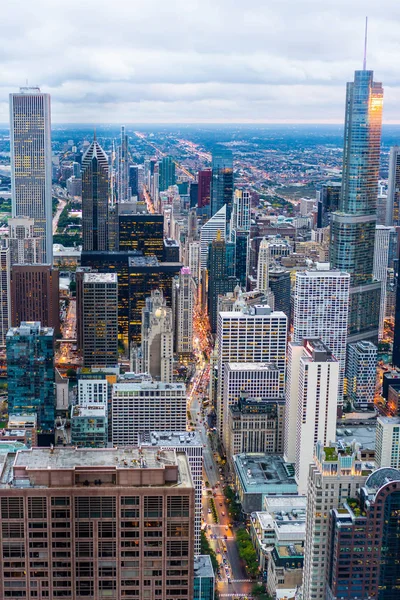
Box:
199 204 226 272
386 145 400 226
316 181 341 228
293 269 350 406
8 216 44 265
6 321 55 432
0 240 11 346
210 148 233 224
373 225 397 339
231 188 250 233
257 237 272 293
82 273 118 368
9 87 53 263
330 69 383 343
81 136 109 252
207 234 238 333
159 156 176 192
117 125 129 201
346 340 377 409
118 212 164 258
172 267 196 358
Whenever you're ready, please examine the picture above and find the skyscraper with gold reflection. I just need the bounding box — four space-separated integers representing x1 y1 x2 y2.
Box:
330 69 383 343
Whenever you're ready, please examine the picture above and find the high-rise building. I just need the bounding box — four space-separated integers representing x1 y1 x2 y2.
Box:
346 340 378 409
330 69 383 343
386 145 400 226
112 380 187 445
211 148 233 224
194 556 215 600
10 264 60 334
137 289 174 382
82 273 118 368
326 467 400 600
129 164 139 197
316 181 341 228
75 266 95 350
303 441 373 600
0 447 195 600
8 216 44 265
117 125 130 201
6 321 55 433
256 237 272 294
159 156 176 192
231 188 250 233
9 87 52 262
232 229 249 288
199 204 226 272
293 269 350 405
81 136 109 252
284 339 339 494
268 267 291 321
172 267 195 358
188 240 201 282
207 234 238 333
376 416 400 468
217 305 287 438
197 169 212 208
118 212 164 258
71 404 108 448
373 225 398 339
0 240 11 346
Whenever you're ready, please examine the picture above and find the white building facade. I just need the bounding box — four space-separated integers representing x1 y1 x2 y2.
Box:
375 416 400 469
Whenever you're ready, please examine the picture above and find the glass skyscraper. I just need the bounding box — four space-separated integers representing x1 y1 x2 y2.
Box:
330 69 383 342
159 156 176 192
9 87 53 263
81 136 109 252
210 148 233 226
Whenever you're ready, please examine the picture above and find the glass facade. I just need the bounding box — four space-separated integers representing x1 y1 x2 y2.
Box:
210 148 233 224
6 321 55 432
159 156 176 192
207 239 238 333
82 138 109 252
118 213 164 259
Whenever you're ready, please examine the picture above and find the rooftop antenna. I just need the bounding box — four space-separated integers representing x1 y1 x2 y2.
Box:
93 127 97 141
363 16 368 70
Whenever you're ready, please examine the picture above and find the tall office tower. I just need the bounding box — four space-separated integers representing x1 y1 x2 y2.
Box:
112 380 187 445
188 241 201 283
346 340 377 409
10 264 60 334
73 161 81 178
293 269 350 406
386 145 400 225
190 181 198 208
9 87 52 263
140 430 203 555
373 225 398 339
256 237 272 293
376 416 400 468
232 228 249 288
392 281 400 368
0 447 195 600
187 208 198 242
231 188 250 233
0 240 10 346
326 468 400 600
284 339 339 494
139 289 174 382
316 181 341 228
128 164 139 197
207 234 238 333
6 321 55 432
8 216 44 265
159 155 176 192
210 148 233 225
75 266 95 350
268 267 291 321
303 442 372 600
118 212 164 258
199 204 226 272
198 169 212 208
217 305 287 438
81 135 109 252
117 125 130 201
330 69 383 343
172 267 195 358
82 273 118 368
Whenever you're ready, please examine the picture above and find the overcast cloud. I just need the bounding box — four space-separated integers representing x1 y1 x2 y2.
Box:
0 0 399 123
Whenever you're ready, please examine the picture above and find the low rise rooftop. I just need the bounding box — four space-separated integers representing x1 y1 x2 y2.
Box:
113 381 185 393
234 453 296 494
83 272 117 283
193 555 214 579
140 431 202 447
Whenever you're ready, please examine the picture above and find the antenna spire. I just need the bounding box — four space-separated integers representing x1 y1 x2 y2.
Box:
93 127 97 141
363 16 368 70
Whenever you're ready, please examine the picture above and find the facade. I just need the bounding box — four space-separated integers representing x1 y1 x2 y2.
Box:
330 69 383 343
163 238 180 263
10 264 60 334
0 447 195 600
269 267 291 322
316 181 341 228
386 145 400 226
257 237 272 294
373 225 398 339
78 377 108 407
217 306 287 438
8 216 44 265
188 241 201 282
231 188 250 232
0 240 10 346
346 340 377 409
117 125 130 202
118 213 164 259
375 416 400 468
81 136 109 252
199 204 226 271
207 235 238 333
198 169 212 208
210 148 233 224
71 404 108 447
129 164 139 197
284 339 339 494
172 267 195 357
140 430 203 555
231 228 249 288
111 381 187 445
293 269 350 405
82 273 118 368
10 87 52 262
302 441 373 600
6 322 55 432
193 555 215 600
159 156 176 192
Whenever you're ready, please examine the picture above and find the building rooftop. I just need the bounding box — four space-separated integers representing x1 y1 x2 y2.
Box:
72 405 107 418
83 272 117 283
378 416 400 426
226 362 280 372
193 555 214 579
219 307 287 319
336 423 376 451
234 453 297 494
164 238 179 247
7 322 54 338
275 543 304 558
140 431 203 447
113 381 185 393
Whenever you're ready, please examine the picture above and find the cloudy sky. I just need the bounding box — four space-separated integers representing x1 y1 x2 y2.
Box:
0 0 399 124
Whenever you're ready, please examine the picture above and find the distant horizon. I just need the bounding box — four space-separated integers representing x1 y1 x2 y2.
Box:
1 122 400 128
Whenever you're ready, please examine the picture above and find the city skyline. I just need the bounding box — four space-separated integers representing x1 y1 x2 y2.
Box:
0 1 399 123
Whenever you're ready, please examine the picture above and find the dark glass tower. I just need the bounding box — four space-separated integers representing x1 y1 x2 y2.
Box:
210 148 233 226
330 69 383 342
159 156 176 192
82 136 109 252
207 233 238 333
